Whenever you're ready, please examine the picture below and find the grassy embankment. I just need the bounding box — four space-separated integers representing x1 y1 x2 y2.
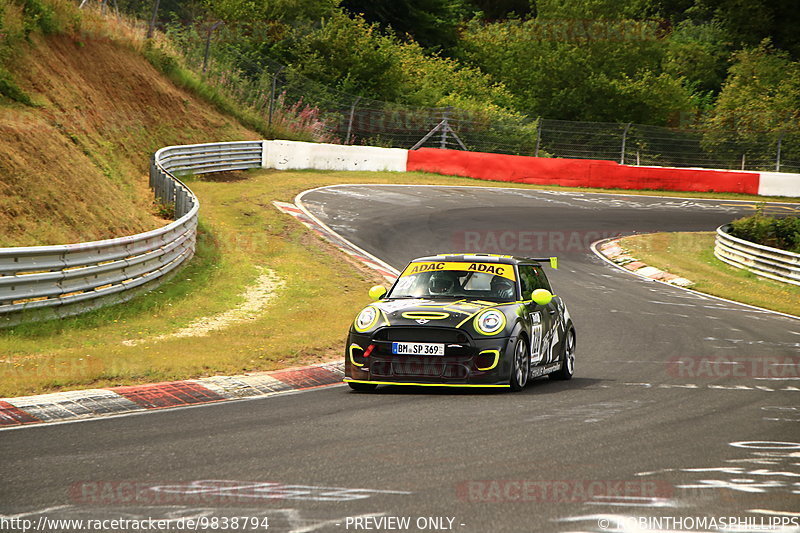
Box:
618 232 800 317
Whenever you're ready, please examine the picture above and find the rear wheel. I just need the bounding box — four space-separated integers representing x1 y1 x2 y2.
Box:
510 337 530 392
551 328 575 381
348 382 378 392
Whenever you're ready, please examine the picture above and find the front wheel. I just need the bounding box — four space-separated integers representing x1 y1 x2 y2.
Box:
551 328 575 381
348 382 378 392
509 337 530 392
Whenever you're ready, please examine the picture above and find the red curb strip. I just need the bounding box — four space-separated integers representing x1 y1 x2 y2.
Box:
597 239 694 287
271 365 343 389
0 362 345 428
113 381 225 409
0 401 40 426
274 200 399 283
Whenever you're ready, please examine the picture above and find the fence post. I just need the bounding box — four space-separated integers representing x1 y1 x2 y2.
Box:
776 132 784 172
146 0 160 39
202 21 224 74
620 122 632 164
741 153 746 170
268 65 285 127
534 118 542 157
440 107 451 149
345 96 361 145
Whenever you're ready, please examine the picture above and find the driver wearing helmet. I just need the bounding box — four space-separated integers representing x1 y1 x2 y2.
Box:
490 275 515 300
428 271 461 295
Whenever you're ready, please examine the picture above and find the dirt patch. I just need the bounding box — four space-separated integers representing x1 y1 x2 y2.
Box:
197 170 253 183
122 266 284 346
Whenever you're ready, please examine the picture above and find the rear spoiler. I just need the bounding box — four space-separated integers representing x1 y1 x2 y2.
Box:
532 257 558 269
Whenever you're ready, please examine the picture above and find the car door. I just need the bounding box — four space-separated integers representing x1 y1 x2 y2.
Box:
518 265 557 366
532 265 562 364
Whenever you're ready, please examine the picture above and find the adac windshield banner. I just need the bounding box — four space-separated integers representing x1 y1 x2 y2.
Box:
400 261 516 281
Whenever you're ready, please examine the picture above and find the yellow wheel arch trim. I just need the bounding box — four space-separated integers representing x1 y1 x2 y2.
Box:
476 349 501 371
343 378 510 389
349 344 365 367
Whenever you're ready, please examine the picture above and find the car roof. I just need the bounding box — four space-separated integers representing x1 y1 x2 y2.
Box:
409 253 544 266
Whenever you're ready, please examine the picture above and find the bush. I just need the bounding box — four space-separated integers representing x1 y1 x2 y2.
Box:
0 66 34 105
22 0 59 35
729 209 800 253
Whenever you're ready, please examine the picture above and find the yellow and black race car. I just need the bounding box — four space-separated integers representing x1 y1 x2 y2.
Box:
344 253 575 392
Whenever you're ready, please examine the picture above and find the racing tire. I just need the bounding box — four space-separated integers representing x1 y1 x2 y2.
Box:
348 382 378 392
551 328 575 381
509 337 530 392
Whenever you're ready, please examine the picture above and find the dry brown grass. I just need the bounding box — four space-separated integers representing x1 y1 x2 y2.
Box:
0 30 258 247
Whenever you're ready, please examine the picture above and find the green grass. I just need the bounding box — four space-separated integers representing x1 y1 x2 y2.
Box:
619 232 800 317
2 169 799 398
141 44 313 142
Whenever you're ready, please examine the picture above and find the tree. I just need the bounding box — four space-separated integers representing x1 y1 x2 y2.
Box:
702 40 800 169
340 0 468 51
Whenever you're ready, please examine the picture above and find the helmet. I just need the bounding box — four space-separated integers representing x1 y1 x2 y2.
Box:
491 276 515 299
429 272 456 294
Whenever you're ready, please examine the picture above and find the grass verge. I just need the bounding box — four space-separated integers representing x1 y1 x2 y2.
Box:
618 232 800 317
2 170 799 398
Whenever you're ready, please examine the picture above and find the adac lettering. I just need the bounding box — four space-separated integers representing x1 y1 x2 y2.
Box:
409 262 445 274
467 263 506 276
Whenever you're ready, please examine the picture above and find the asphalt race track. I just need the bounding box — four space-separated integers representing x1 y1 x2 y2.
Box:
2 185 799 533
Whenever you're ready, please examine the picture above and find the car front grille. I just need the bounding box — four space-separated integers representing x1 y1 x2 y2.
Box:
370 359 469 379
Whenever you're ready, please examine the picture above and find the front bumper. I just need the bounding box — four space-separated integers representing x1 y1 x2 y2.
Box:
345 328 514 387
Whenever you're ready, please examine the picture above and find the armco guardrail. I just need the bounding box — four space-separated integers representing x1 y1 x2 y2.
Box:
0 140 263 327
714 224 800 286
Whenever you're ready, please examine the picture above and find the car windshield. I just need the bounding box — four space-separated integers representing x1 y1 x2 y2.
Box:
387 262 517 302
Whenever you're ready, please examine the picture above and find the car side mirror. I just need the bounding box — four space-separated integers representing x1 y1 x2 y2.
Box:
531 288 553 306
368 285 387 301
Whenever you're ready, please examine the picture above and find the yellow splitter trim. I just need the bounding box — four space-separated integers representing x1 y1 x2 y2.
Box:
400 261 516 281
344 378 510 388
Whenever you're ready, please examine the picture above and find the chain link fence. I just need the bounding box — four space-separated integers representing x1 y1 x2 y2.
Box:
160 16 800 174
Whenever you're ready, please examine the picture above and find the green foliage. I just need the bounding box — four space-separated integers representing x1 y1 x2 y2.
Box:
730 208 800 253
0 65 33 105
340 0 469 51
663 20 732 95
700 40 800 167
689 0 800 58
204 0 338 25
21 0 58 35
287 12 407 101
456 16 696 124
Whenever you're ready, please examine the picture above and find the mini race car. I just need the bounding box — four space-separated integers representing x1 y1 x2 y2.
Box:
344 253 575 392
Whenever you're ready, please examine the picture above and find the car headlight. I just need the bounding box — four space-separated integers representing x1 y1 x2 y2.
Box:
354 306 379 332
474 309 506 335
